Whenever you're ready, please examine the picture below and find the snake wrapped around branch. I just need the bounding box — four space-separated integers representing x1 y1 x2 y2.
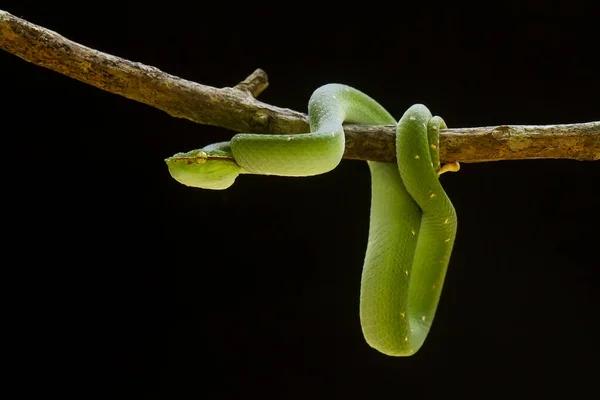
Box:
165 84 459 356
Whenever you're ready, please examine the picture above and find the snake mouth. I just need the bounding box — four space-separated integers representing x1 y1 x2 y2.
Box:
165 150 218 165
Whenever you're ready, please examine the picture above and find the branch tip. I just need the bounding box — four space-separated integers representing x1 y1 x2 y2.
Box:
234 68 269 98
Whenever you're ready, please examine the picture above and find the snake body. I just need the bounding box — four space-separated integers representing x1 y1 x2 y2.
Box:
166 84 458 356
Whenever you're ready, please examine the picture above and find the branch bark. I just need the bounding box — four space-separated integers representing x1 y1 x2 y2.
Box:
1 10 598 163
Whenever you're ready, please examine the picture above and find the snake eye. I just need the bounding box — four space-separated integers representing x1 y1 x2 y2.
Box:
195 150 208 164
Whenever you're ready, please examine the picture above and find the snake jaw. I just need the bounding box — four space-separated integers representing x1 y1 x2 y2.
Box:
164 147 241 190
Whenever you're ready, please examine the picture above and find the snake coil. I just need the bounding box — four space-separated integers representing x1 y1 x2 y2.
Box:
166 84 458 356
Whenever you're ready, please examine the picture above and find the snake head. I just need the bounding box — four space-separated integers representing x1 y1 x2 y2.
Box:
165 142 241 190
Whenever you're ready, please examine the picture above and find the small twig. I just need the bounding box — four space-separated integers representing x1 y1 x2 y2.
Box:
233 68 269 98
1 10 598 163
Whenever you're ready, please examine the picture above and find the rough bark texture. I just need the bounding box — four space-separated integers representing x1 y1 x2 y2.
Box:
343 122 600 163
1 10 598 163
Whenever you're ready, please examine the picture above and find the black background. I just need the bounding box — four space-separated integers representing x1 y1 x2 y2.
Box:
3 1 599 398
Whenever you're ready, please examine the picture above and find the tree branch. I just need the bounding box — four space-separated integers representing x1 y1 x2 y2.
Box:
1 10 598 163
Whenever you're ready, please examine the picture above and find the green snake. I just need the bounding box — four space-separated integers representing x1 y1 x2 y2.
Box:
165 84 459 356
